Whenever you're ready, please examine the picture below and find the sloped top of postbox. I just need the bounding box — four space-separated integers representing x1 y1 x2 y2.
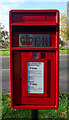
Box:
9 10 59 25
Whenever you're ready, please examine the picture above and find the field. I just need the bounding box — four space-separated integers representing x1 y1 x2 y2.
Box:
0 48 9 56
59 47 69 54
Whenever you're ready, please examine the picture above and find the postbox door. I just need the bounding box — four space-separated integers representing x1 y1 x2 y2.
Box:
21 51 56 106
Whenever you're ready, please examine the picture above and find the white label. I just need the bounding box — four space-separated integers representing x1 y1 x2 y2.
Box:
27 62 44 93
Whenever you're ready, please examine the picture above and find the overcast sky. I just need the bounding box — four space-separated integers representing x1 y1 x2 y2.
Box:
0 0 68 31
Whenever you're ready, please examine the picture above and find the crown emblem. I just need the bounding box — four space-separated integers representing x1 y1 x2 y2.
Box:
20 37 33 45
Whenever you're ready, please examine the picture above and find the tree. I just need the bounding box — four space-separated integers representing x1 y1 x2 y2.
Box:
60 13 67 42
67 1 69 40
0 23 9 48
2 30 9 41
0 23 4 42
0 23 9 42
60 2 69 42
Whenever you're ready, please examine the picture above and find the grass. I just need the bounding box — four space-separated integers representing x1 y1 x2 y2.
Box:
0 48 9 56
1 92 69 119
59 47 69 54
0 47 69 56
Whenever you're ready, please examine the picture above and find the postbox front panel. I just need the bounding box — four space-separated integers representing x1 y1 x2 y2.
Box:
9 10 59 109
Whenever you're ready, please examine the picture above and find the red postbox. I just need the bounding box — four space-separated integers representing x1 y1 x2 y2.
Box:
9 10 59 109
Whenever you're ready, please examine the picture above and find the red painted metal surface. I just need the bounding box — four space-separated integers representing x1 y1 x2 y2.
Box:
9 10 59 109
21 52 47 99
21 52 55 105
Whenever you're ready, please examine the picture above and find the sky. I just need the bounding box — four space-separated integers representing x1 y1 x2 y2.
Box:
0 0 68 32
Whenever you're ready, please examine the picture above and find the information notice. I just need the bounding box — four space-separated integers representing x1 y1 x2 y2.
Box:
27 62 44 93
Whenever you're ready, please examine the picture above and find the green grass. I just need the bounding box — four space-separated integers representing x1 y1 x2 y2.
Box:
0 48 9 56
1 92 69 119
59 47 69 54
0 47 69 56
